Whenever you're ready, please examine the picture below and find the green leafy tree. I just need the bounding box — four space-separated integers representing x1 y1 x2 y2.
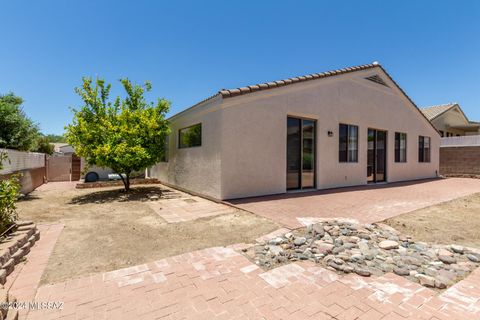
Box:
35 136 55 155
0 152 20 232
0 93 40 151
66 77 170 192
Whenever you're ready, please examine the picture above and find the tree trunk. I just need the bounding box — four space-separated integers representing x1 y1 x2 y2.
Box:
119 172 130 193
125 173 130 192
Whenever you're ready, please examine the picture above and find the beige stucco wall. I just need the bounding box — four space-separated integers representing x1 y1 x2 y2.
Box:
220 68 440 199
150 67 440 200
149 96 223 199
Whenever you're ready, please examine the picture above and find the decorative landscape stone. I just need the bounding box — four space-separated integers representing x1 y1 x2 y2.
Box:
3 259 14 276
415 274 436 287
0 250 11 266
450 244 464 254
438 255 456 264
245 219 480 290
378 240 399 250
467 254 480 263
11 250 24 264
0 221 40 285
15 221 33 227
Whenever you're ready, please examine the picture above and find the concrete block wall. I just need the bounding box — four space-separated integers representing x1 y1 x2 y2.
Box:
0 149 45 175
0 167 46 194
440 146 480 175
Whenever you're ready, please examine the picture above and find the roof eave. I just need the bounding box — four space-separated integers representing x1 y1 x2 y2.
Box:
220 63 379 99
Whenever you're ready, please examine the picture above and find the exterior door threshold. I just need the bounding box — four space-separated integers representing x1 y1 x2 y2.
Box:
287 188 317 194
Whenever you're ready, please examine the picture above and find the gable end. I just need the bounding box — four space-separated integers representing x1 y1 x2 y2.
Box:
365 74 390 87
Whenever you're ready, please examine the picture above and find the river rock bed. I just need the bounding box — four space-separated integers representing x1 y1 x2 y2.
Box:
246 220 480 289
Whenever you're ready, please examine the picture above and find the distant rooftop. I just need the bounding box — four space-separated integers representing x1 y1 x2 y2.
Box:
420 103 458 120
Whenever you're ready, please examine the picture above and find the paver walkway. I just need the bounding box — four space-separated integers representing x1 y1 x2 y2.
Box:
5 223 64 318
229 178 480 228
146 187 239 223
24 245 480 320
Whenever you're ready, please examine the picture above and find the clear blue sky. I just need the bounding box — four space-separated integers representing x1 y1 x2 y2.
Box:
1 1 479 135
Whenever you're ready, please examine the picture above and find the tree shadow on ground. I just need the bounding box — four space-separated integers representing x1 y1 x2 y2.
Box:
18 193 41 202
68 186 183 205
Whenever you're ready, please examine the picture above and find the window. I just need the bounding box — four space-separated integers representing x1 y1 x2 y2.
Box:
179 123 202 148
418 136 431 163
439 130 444 137
395 132 407 163
160 136 169 162
339 124 358 162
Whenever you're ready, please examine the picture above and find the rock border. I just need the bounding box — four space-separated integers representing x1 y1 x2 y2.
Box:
245 219 480 290
0 221 40 285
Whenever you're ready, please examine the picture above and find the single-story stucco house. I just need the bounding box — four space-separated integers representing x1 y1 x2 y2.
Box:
148 62 440 200
421 103 480 137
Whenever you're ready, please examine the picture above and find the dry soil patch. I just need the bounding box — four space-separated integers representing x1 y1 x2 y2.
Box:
17 184 279 284
384 193 480 248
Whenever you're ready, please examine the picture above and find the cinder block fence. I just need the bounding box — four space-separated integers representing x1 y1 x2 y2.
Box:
440 136 480 177
0 149 46 194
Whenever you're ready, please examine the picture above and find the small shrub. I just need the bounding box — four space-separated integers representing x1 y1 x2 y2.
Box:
0 152 20 232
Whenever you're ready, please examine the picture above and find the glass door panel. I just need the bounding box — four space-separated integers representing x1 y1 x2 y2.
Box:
367 129 387 183
287 117 316 190
376 130 386 182
302 120 315 188
367 129 375 182
287 117 301 190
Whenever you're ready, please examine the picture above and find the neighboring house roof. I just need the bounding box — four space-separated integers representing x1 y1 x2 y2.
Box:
59 145 75 153
171 62 438 134
52 143 70 153
420 103 458 121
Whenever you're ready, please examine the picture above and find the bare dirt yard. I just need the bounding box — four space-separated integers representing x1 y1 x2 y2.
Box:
17 183 279 284
384 192 480 248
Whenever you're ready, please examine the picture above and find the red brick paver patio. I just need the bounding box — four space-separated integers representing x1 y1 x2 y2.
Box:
8 178 480 319
23 245 480 320
228 178 480 228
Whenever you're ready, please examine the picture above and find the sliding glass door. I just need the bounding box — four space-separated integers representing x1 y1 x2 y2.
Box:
367 129 387 183
287 117 316 190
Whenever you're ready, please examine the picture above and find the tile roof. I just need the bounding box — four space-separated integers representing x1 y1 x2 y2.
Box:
219 63 379 98
420 103 458 120
171 62 439 135
172 62 381 119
